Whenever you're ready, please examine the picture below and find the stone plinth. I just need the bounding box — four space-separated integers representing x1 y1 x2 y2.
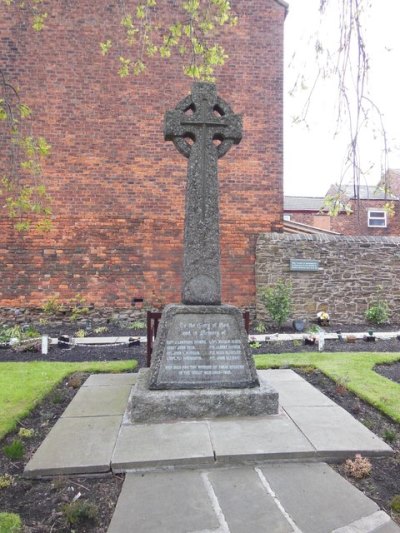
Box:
149 304 259 390
127 369 279 423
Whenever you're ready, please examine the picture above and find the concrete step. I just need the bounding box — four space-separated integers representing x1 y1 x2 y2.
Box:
24 371 392 477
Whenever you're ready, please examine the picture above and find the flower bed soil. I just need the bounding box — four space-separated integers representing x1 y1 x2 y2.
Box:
0 321 399 530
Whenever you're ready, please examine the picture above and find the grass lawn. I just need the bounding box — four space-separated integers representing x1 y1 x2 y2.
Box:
255 352 400 423
0 360 137 439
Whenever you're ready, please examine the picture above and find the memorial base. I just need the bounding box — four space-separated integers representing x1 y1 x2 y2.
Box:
127 369 279 423
149 304 259 390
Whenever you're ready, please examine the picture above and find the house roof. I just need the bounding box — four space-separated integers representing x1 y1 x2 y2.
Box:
326 183 399 201
284 196 325 211
283 220 341 235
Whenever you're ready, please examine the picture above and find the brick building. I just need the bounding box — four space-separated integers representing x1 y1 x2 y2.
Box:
0 0 287 309
284 181 400 236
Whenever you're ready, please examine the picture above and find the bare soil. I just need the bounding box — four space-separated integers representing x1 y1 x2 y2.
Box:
0 323 399 530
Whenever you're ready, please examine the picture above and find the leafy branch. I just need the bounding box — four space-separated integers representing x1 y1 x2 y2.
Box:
0 69 52 232
100 0 237 81
1 0 48 31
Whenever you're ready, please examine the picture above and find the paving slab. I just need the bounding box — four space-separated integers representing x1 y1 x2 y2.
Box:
107 470 220 533
259 369 305 383
374 521 400 533
332 510 400 532
207 466 293 533
260 462 380 533
112 421 215 471
283 405 393 457
107 464 399 533
271 379 337 407
209 415 315 462
24 416 122 477
83 373 137 387
62 385 131 417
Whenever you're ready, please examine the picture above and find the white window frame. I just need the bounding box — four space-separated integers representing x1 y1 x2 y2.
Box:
283 214 291 221
368 209 387 228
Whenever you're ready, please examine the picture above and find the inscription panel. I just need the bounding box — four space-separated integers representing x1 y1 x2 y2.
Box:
156 313 252 387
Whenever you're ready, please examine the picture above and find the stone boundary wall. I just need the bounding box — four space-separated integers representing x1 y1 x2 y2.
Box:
255 233 400 325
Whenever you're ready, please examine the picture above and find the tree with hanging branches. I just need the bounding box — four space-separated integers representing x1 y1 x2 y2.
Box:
289 0 393 218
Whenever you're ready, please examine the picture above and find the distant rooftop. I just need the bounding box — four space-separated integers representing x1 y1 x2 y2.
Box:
328 183 399 201
284 196 325 211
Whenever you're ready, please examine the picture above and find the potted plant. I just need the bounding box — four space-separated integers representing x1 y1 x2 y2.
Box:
317 311 330 327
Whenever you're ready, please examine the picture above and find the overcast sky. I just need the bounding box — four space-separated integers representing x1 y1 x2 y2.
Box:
284 0 400 197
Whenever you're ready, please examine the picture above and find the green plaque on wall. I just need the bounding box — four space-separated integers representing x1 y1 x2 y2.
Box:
290 259 320 272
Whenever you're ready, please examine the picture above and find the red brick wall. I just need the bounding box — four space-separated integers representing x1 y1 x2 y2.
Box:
0 0 285 308
286 202 400 236
329 200 400 236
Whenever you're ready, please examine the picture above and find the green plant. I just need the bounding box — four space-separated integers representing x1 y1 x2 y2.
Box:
383 429 396 443
365 300 390 325
18 427 34 438
130 320 146 331
260 280 292 329
254 322 266 334
343 454 372 479
292 339 302 347
391 495 400 513
94 326 108 334
62 500 98 526
0 474 14 489
75 329 86 338
249 341 261 349
3 439 24 460
42 297 63 315
0 325 40 345
0 512 22 532
70 294 90 321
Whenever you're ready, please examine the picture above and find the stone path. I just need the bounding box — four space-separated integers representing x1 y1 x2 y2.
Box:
108 464 399 533
24 370 400 532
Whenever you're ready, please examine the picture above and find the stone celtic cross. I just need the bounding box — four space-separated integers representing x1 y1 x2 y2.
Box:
165 83 242 305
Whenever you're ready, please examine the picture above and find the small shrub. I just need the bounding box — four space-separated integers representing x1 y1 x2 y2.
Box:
42 297 63 315
343 454 372 479
75 329 86 338
67 373 85 389
130 320 146 331
292 339 302 347
335 377 349 395
249 341 261 349
260 280 292 329
0 512 22 532
391 495 400 513
51 391 65 404
70 294 89 321
383 429 396 443
18 427 34 439
254 322 266 334
94 326 108 334
0 474 14 489
62 500 98 526
3 439 24 460
365 300 390 325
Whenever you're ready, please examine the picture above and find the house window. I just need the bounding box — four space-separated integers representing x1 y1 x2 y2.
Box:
283 214 291 221
368 209 387 228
